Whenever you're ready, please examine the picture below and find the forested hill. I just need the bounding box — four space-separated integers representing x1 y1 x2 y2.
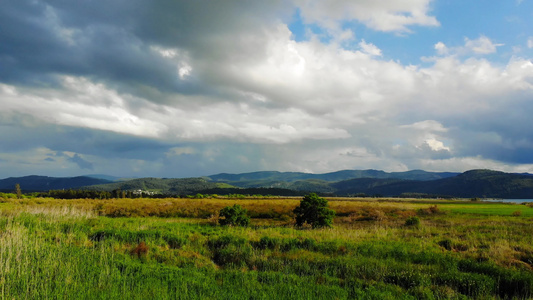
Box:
84 177 225 196
207 169 459 185
331 170 533 198
0 175 112 192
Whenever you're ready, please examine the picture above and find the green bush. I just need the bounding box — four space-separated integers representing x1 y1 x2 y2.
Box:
293 193 335 228
438 239 453 251
218 204 250 226
404 216 420 227
212 244 253 268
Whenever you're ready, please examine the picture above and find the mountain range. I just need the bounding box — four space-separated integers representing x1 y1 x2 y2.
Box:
2 169 533 198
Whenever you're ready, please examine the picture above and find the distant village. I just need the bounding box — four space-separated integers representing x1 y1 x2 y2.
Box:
131 189 157 196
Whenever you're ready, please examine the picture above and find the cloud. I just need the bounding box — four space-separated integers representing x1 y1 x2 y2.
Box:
67 154 94 170
434 42 448 55
0 1 533 178
433 36 504 58
401 120 448 132
424 138 450 152
359 40 382 57
166 147 195 157
464 36 503 54
528 37 533 49
294 0 439 33
0 79 167 138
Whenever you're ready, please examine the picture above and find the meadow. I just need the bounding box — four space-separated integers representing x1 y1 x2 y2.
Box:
1 195 532 299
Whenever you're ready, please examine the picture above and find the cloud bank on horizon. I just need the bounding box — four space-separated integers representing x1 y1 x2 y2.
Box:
1 0 533 178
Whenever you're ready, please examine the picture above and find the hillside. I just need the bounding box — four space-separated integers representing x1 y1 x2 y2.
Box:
332 170 533 198
84 177 228 196
207 169 458 186
0 175 112 192
415 169 533 198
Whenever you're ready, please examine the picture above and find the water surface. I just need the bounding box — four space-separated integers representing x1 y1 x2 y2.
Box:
483 199 533 203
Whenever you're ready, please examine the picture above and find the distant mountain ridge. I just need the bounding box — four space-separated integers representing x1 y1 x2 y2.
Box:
207 169 459 185
0 175 112 192
3 169 533 198
331 170 533 198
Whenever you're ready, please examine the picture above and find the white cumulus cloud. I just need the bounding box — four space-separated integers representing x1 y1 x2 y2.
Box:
359 40 382 57
464 36 503 54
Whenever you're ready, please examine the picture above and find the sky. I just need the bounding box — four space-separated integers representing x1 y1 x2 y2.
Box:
1 0 533 179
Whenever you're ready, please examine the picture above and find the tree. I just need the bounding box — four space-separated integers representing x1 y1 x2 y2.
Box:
218 204 250 226
293 193 335 228
15 183 22 199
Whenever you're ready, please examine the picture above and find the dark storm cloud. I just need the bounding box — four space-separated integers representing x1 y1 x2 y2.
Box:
0 1 69 85
0 1 184 96
0 115 177 161
0 0 285 99
433 90 533 164
451 129 533 164
67 153 93 170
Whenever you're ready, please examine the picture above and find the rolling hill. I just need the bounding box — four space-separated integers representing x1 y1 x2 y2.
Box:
332 170 533 198
207 169 458 184
0 175 113 192
84 177 227 196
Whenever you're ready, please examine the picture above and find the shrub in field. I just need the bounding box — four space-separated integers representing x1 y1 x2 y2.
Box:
512 210 522 217
212 243 253 268
15 183 22 199
279 213 292 222
396 209 417 218
368 209 386 221
207 211 220 226
293 193 335 228
218 204 250 226
207 235 252 268
404 216 420 227
418 205 441 215
428 205 441 214
438 239 453 251
131 241 149 258
347 209 386 222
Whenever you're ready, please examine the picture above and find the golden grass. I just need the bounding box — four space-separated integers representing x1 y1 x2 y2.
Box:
1 197 532 289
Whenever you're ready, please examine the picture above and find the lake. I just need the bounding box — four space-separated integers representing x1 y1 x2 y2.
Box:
482 199 533 203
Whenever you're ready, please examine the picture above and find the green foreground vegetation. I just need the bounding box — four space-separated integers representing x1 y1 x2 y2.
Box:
1 196 532 299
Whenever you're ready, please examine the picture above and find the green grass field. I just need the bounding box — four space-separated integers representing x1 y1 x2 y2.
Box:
439 202 533 217
1 196 532 299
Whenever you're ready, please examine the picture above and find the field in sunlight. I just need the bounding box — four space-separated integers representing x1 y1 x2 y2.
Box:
1 196 532 299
